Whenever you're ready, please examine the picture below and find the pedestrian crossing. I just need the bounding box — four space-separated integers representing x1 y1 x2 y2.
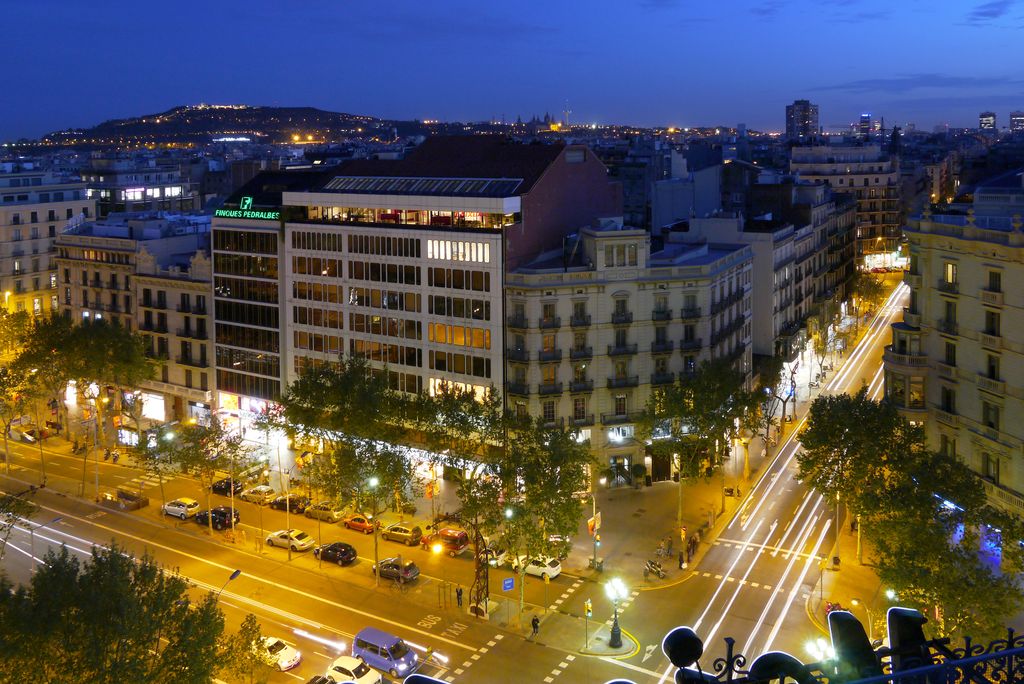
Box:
119 473 165 492
693 570 777 592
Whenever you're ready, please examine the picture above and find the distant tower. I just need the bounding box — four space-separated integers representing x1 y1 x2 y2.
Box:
785 99 818 141
858 112 872 139
979 111 997 131
562 101 572 128
1011 111 1024 132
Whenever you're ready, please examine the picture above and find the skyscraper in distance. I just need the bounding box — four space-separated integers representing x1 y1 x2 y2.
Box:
858 113 872 139
785 99 818 141
1009 111 1024 132
979 111 996 130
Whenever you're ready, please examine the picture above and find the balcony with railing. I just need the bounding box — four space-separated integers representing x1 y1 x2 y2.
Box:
569 379 594 393
934 360 957 380
607 343 638 356
570 313 591 327
177 303 209 315
903 269 922 288
570 414 594 427
506 382 529 396
507 314 528 329
679 338 702 351
569 346 593 360
611 310 633 325
980 288 1003 306
538 316 561 329
176 328 208 340
902 307 921 328
600 410 642 425
979 330 1002 349
936 319 958 336
651 372 675 385
679 306 701 320
652 308 672 321
977 374 1006 395
537 382 563 396
651 340 674 354
711 315 746 347
538 349 562 363
606 375 639 389
934 405 959 427
710 288 745 315
937 278 959 294
176 356 209 368
883 345 929 368
541 417 564 429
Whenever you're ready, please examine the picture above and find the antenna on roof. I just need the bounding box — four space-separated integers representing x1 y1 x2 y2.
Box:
563 101 572 128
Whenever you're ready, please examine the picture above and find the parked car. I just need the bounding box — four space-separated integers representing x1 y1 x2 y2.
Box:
211 477 244 496
372 557 420 583
8 428 34 443
307 677 333 684
305 501 345 523
266 529 315 551
341 512 377 533
313 541 357 566
99 489 150 512
23 426 49 441
421 527 470 557
351 627 418 679
195 506 240 531
511 555 562 579
161 497 200 520
381 522 422 546
325 654 381 684
481 544 508 567
239 485 276 505
260 636 302 671
269 494 310 513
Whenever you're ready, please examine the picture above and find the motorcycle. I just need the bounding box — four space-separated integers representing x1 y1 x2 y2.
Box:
809 380 820 389
645 559 666 579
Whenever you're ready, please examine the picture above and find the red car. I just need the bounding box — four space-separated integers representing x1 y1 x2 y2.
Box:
421 527 470 557
342 513 378 534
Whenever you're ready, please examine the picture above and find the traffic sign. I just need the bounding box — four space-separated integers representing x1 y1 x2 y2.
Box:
595 511 602 531
502 577 514 592
587 516 596 537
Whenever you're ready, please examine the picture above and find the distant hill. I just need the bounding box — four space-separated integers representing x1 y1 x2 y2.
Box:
42 104 392 146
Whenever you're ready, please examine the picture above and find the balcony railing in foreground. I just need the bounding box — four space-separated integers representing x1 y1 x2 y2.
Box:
403 606 1024 683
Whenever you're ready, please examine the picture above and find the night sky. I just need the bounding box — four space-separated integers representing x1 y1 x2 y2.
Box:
4 0 1023 139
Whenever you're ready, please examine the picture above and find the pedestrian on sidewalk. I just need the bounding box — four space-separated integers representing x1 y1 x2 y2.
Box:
643 565 650 582
531 615 540 638
678 549 685 569
455 585 463 607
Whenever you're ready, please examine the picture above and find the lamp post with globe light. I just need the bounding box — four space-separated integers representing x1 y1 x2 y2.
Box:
605 577 628 648
368 476 380 587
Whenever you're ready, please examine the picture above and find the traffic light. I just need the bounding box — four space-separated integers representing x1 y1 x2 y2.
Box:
584 598 593 617
595 533 601 547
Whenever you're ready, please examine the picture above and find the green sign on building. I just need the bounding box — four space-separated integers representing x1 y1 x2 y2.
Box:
215 196 280 221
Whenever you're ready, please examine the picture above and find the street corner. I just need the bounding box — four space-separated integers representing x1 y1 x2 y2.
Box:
579 622 640 659
639 567 698 591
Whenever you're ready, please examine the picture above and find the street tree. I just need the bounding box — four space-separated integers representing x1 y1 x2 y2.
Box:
0 490 38 562
0 365 30 476
220 613 275 684
637 358 756 532
808 298 840 380
15 314 77 440
0 544 226 684
0 310 31 355
166 418 258 536
133 422 180 509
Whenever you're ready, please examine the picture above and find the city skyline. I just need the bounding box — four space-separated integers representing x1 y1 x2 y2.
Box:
4 0 1024 139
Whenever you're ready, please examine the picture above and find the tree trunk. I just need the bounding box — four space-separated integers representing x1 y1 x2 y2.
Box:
2 433 10 475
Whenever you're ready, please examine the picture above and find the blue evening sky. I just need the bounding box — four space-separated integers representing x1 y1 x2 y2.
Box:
3 0 1023 139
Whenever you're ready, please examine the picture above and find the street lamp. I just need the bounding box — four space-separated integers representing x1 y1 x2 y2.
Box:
605 577 628 649
741 435 751 481
216 569 242 600
368 476 380 587
28 515 63 571
850 597 874 641
885 588 898 602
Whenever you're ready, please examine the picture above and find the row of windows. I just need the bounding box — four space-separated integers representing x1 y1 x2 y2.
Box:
11 225 57 240
428 351 492 378
216 369 279 401
427 322 491 350
216 346 280 377
426 267 491 292
350 339 422 368
350 313 422 340
293 256 341 277
426 239 491 263
347 234 421 258
293 282 342 303
293 306 342 329
427 295 491 321
216 323 279 353
294 331 342 355
214 300 279 328
215 277 278 303
604 243 639 268
292 231 343 252
8 205 84 221
213 229 278 255
349 261 421 285
214 254 278 279
348 287 421 313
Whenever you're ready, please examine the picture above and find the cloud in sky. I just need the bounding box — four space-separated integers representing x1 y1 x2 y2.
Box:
966 0 1014 24
813 73 1020 94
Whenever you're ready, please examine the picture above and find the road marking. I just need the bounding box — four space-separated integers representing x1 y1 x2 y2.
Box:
478 647 488 653
22 501 479 653
486 640 496 647
454 668 464 675
544 677 554 683
566 655 575 661
715 537 829 561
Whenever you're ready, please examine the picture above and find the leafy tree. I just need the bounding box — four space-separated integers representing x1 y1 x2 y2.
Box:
808 298 840 379
0 310 31 355
15 315 76 441
0 366 30 476
219 613 274 684
848 271 886 331
0 544 226 683
166 418 257 536
637 358 756 531
133 422 179 509
0 491 37 561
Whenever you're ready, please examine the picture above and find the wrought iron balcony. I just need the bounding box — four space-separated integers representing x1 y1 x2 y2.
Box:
538 349 562 362
651 340 674 353
570 313 591 327
569 346 593 360
611 310 633 325
652 308 672 321
606 375 639 389
569 379 594 393
506 382 529 396
902 307 921 328
651 372 675 385
570 414 594 427
507 348 529 362
507 314 528 329
538 316 561 329
937 278 959 294
537 382 563 396
176 356 209 368
680 306 701 319
607 343 638 356
176 328 208 340
679 338 702 351
902 270 921 288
